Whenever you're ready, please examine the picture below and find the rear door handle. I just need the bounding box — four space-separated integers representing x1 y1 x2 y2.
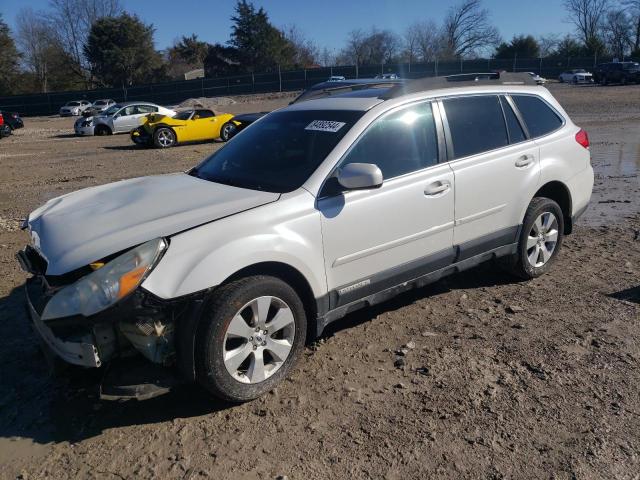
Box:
424 181 451 196
515 155 534 168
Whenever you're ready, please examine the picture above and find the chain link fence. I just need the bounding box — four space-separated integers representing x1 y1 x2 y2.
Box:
0 56 629 117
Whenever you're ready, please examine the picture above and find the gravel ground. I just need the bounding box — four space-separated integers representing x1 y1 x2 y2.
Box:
0 84 639 480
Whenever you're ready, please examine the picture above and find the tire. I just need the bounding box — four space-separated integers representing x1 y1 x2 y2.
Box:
219 121 235 142
195 275 307 402
600 76 608 86
501 197 564 280
153 127 176 148
94 125 111 136
558 76 564 83
621 76 628 86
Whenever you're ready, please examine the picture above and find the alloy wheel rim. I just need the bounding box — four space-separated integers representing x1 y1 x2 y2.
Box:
526 211 559 268
223 296 295 384
158 130 173 146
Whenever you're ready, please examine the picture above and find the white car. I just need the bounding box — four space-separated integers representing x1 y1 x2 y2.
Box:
526 72 546 85
19 73 593 402
91 98 116 112
59 100 92 117
74 102 176 136
558 69 593 84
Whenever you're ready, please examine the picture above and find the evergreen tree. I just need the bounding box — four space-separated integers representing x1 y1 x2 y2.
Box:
84 13 163 87
0 14 21 94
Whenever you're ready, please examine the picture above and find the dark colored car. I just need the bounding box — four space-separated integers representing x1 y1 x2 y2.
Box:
593 62 640 85
0 110 23 135
229 78 405 137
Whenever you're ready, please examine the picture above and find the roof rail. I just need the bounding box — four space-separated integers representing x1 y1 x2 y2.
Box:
380 72 537 100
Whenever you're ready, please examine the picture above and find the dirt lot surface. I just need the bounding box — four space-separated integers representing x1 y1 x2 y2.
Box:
0 85 639 479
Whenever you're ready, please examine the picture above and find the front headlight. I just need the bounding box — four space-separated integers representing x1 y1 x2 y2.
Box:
42 238 166 320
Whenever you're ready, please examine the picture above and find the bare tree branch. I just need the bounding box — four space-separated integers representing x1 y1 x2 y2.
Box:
442 0 500 58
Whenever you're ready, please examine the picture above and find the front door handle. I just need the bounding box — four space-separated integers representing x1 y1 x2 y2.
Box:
515 155 534 168
424 181 451 196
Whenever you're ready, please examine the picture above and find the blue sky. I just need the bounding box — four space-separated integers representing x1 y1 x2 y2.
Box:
1 0 571 53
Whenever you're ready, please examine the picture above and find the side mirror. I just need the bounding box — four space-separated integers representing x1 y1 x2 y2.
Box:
337 163 383 190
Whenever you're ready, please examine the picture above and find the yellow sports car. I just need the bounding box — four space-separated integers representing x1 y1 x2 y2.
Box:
131 109 237 148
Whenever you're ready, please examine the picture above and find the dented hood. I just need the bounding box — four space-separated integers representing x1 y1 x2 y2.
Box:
27 173 279 275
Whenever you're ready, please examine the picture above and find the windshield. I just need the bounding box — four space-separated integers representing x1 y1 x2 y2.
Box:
104 105 121 116
94 100 106 105
173 110 193 120
66 101 81 106
190 110 364 193
623 62 640 71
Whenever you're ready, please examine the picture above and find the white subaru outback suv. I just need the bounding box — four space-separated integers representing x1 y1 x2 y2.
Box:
17 73 593 402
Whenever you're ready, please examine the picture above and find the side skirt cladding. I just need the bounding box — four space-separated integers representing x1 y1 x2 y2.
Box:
315 225 520 337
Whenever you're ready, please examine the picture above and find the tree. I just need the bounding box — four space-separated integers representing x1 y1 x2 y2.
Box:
0 14 20 94
84 13 163 87
49 0 122 85
538 34 561 57
169 34 209 67
441 0 500 58
404 23 421 65
15 8 53 92
623 0 640 52
283 25 319 67
228 0 295 71
494 35 540 59
604 9 633 58
554 34 586 58
203 43 242 77
562 0 609 54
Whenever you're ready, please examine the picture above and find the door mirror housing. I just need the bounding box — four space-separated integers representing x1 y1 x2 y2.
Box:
337 163 383 190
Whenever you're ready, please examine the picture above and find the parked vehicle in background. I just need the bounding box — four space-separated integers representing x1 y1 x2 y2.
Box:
59 100 92 116
131 109 235 148
18 73 593 402
82 99 117 117
0 112 8 138
327 76 346 81
593 62 640 85
558 69 593 84
75 102 176 136
374 73 399 79
526 72 546 85
0 111 24 132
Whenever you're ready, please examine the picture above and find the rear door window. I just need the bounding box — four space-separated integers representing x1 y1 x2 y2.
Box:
511 95 563 138
442 95 508 159
500 96 526 144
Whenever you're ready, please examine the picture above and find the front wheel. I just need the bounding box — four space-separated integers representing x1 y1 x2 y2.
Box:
195 276 307 402
153 127 176 148
501 197 564 280
219 122 235 142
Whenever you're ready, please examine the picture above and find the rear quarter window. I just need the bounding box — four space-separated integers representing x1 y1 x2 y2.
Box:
511 95 563 138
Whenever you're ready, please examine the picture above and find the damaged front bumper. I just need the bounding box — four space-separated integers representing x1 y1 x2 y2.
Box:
131 127 152 145
26 279 103 367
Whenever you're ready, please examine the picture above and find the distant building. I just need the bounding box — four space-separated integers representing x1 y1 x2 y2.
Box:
184 69 205 80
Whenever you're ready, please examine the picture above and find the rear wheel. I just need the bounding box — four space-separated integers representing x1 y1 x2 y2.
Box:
195 276 307 402
153 127 176 148
220 122 235 142
501 197 564 280
600 76 608 86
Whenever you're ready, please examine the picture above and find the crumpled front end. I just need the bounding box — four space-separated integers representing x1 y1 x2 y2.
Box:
17 240 186 372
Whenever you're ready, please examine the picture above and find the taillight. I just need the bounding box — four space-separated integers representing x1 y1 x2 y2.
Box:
575 129 589 149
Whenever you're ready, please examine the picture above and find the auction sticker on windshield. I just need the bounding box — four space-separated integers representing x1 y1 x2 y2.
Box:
305 120 346 133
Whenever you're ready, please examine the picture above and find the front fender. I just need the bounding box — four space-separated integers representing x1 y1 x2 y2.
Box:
141 190 326 301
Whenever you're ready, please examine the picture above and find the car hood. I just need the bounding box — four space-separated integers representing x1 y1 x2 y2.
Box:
26 173 280 275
